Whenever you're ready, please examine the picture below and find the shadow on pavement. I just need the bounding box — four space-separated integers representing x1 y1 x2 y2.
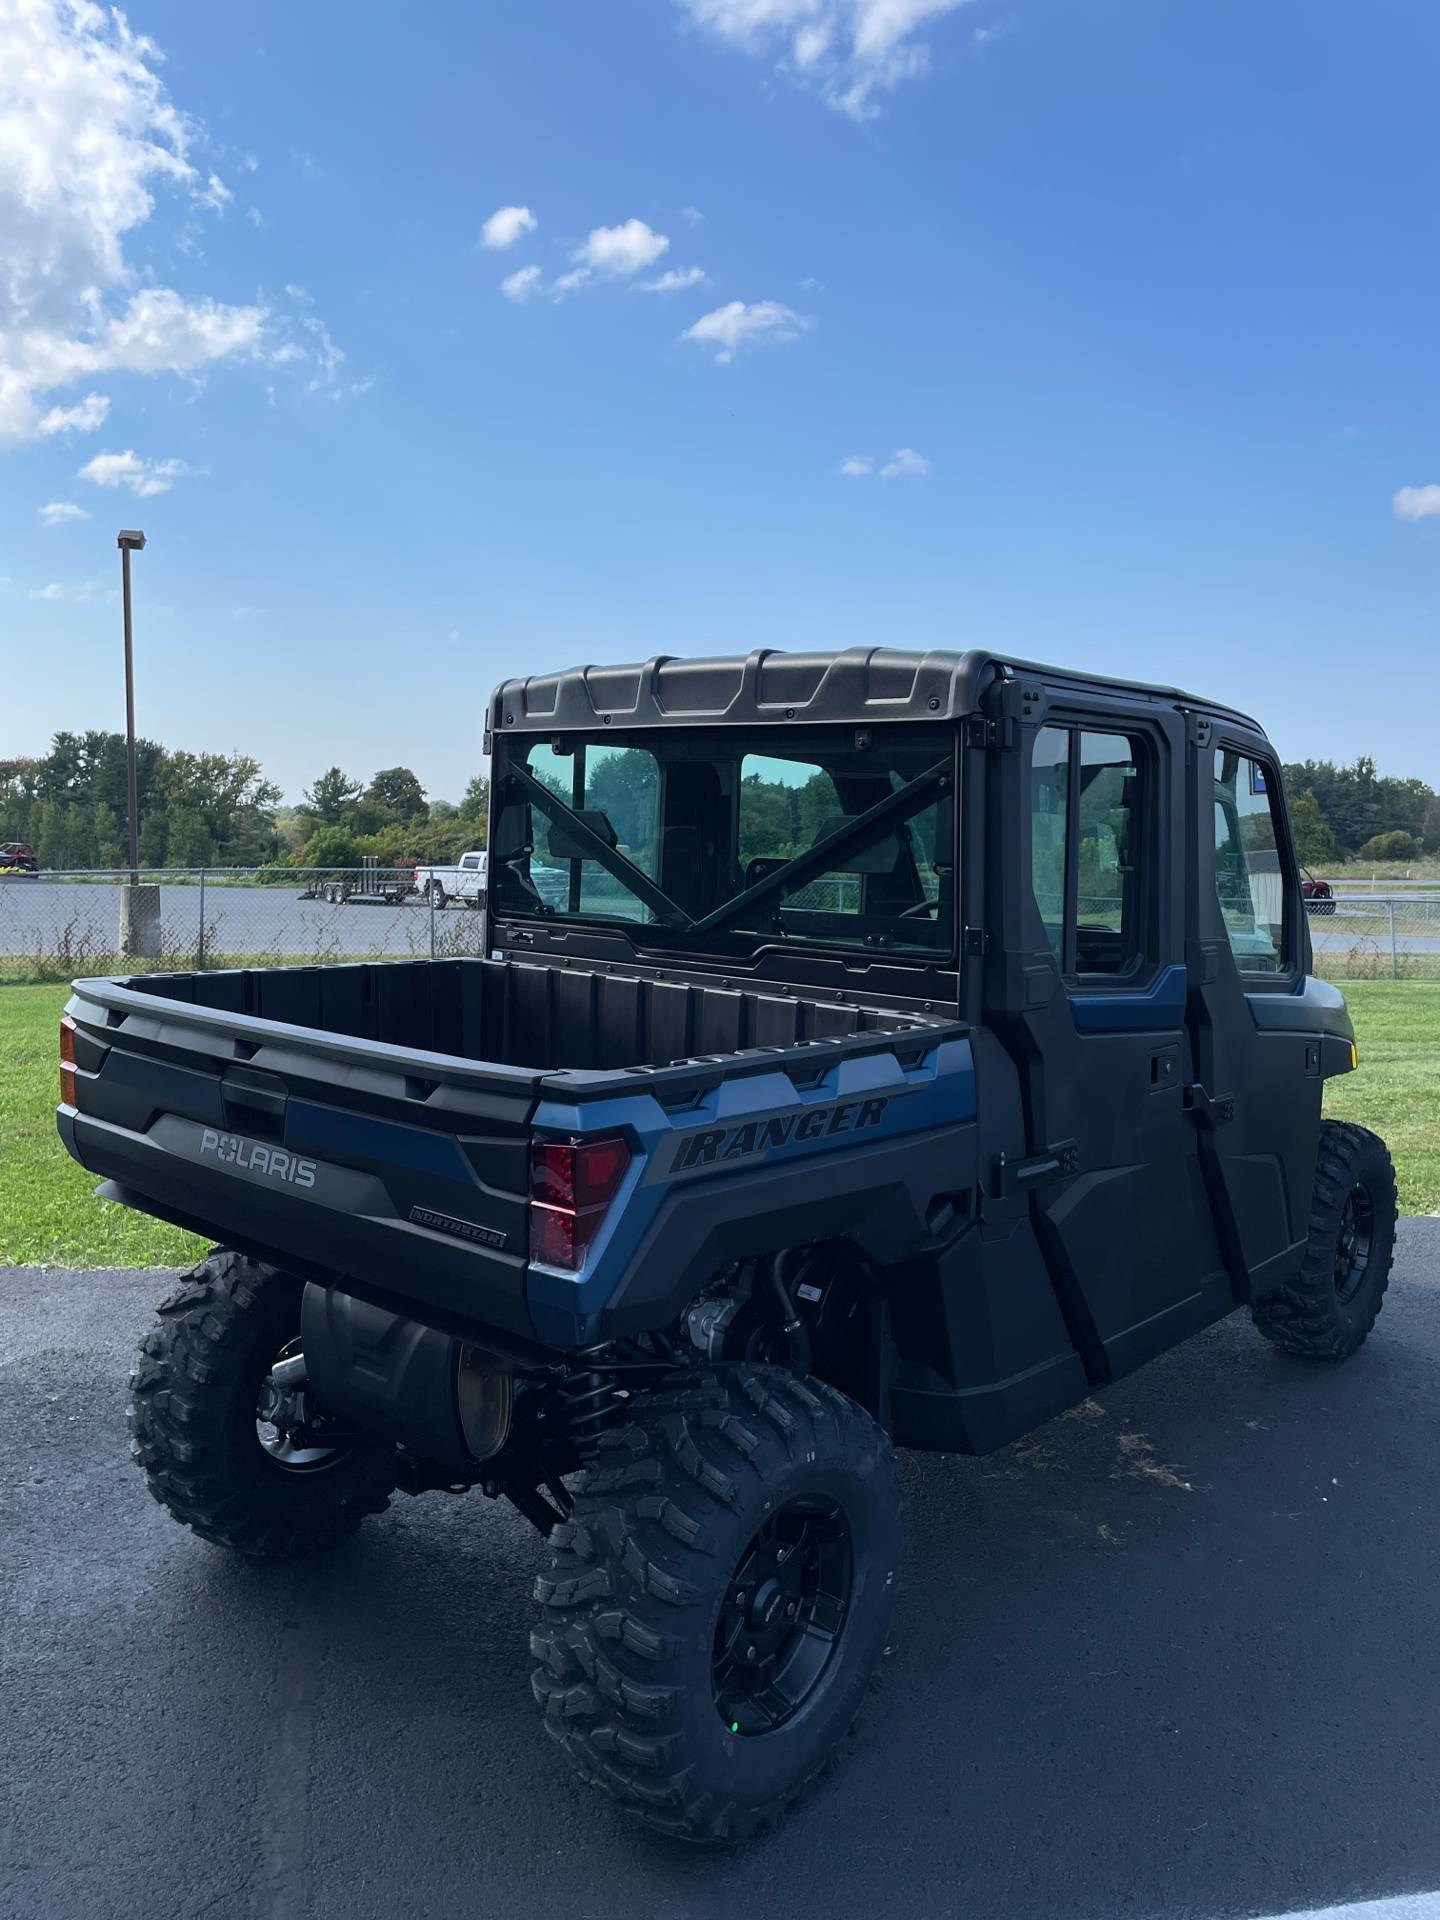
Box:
2 1223 1437 1920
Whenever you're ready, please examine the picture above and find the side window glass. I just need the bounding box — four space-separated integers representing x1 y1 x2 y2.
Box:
1030 729 1069 962
1214 752 1285 973
1076 733 1139 974
1028 724 1146 979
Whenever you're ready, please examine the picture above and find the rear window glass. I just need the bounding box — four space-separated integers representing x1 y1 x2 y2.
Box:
491 726 954 960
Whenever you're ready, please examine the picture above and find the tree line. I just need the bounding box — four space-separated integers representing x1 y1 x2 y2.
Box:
296 765 488 870
1 730 1435 873
1281 757 1440 866
0 732 488 872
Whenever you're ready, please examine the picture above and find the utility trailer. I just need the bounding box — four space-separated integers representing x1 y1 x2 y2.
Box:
302 859 415 906
58 646 1395 1842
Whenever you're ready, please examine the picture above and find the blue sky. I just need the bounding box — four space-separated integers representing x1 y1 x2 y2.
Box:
4 0 1440 805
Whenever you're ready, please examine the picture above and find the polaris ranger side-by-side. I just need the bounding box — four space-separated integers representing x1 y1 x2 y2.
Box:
57 648 1395 1842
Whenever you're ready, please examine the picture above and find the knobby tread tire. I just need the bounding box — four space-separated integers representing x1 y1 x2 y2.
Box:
128 1247 395 1556
1251 1119 1397 1362
530 1365 905 1844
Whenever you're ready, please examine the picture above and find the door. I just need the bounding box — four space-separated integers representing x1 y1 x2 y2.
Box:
981 688 1232 1383
1182 729 1320 1298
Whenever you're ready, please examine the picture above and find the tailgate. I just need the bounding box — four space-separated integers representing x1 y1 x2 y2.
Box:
58 979 544 1343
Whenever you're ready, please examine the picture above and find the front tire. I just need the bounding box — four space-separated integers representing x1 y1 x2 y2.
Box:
1252 1120 1397 1361
529 1366 905 1843
128 1249 395 1556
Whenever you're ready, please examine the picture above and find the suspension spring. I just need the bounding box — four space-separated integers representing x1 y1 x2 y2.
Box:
558 1347 627 1460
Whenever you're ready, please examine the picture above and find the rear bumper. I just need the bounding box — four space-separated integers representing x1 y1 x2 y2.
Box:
60 1104 539 1345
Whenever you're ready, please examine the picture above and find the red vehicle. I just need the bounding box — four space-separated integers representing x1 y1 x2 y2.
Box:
1301 867 1335 914
0 842 37 873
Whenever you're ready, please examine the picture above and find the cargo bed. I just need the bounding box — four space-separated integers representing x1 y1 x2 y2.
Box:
60 956 967 1350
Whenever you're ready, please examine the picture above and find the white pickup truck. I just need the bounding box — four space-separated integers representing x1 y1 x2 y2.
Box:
410 849 487 908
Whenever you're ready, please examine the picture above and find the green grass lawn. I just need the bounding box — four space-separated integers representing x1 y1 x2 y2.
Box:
1 983 207 1267
1321 979 1440 1214
3 976 1436 1267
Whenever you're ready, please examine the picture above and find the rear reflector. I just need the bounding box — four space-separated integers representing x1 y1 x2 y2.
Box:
529 1131 631 1271
59 1013 75 1107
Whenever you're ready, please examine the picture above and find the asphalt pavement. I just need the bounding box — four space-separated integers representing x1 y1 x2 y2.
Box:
3 1225 1439 1920
0 881 481 966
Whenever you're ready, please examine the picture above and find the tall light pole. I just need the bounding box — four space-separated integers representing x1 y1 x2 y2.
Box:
117 529 146 884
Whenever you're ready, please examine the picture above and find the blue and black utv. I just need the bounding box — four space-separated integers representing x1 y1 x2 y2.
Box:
58 648 1395 1841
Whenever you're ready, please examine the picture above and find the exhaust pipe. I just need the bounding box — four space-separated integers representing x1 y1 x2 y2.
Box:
301 1285 512 1471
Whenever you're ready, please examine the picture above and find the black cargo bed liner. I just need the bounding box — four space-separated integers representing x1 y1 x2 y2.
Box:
122 955 936 1075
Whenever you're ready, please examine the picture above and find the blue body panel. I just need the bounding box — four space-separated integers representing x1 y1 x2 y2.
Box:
287 1100 477 1185
524 1036 976 1345
1068 963 1187 1034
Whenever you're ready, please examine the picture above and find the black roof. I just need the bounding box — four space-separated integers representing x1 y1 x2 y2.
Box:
489 647 1265 738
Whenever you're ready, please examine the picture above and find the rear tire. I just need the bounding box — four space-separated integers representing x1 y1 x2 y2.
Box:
1252 1120 1397 1362
529 1366 905 1843
427 881 446 909
128 1248 395 1556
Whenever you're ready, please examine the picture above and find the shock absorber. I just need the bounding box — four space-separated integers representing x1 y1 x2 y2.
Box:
558 1346 627 1461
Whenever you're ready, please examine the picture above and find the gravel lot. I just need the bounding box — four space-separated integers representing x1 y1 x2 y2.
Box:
3 1225 1438 1920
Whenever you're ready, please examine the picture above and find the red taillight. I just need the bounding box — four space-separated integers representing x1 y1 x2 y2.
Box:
59 1013 76 1107
529 1132 631 1271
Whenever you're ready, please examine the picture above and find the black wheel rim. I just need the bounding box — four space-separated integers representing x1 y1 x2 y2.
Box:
712 1498 852 1737
1334 1183 1375 1304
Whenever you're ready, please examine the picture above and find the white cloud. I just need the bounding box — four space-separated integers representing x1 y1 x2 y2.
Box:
0 1 345 445
501 264 544 303
579 219 669 275
880 447 930 478
36 391 110 435
682 299 809 363
39 498 88 523
682 205 704 226
675 0 978 118
638 266 708 293
28 575 115 602
283 283 359 394
553 219 670 294
481 204 537 250
500 218 678 303
841 447 932 479
77 447 197 496
1393 485 1440 523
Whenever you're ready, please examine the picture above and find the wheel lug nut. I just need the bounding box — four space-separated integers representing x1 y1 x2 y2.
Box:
786 1602 797 1617
746 1645 758 1662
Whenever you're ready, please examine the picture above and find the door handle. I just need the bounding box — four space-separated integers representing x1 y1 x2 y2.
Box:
989 1140 1078 1198
1184 1085 1234 1129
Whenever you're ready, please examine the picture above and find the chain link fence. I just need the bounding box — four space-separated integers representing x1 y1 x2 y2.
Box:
0 869 488 984
3 873 1438 986
1308 895 1440 980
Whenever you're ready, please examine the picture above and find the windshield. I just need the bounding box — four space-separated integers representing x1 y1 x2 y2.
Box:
490 724 955 958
